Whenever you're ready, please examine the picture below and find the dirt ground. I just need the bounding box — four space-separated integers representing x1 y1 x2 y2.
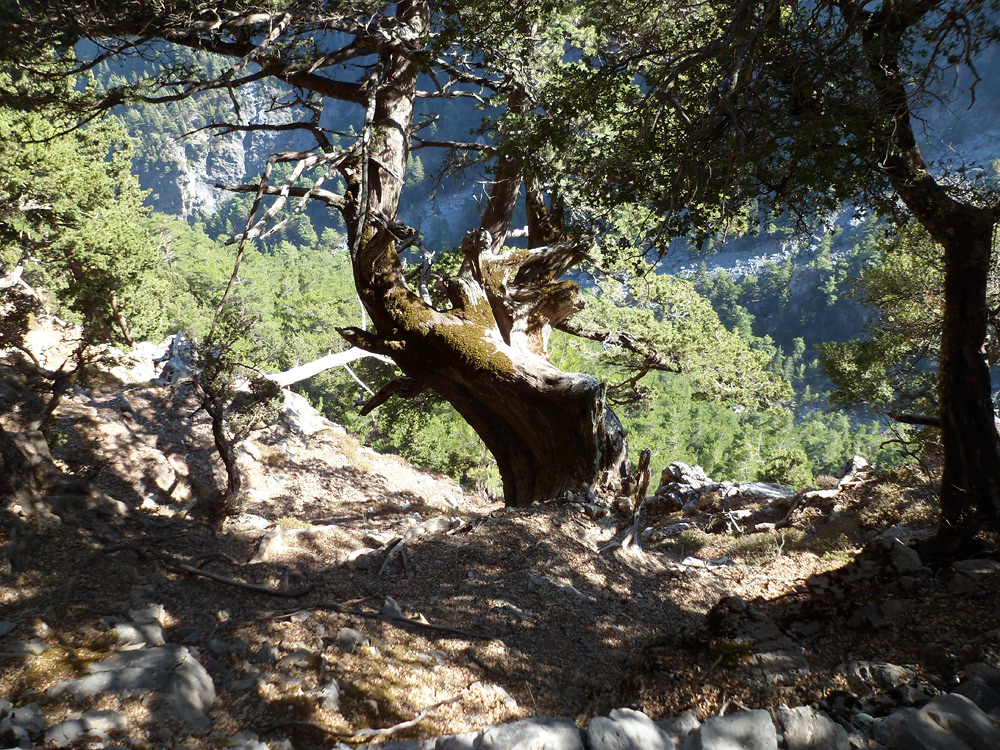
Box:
2 339 999 749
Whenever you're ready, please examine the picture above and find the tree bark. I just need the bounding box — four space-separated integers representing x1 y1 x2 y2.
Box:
338 1 628 506
936 221 1000 534
856 1 1000 541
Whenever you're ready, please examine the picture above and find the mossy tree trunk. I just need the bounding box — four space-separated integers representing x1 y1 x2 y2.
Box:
330 0 628 506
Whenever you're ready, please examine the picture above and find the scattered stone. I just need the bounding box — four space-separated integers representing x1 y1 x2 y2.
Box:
948 573 979 595
479 718 583 750
889 693 1000 750
954 677 1000 721
44 710 127 748
251 644 280 664
312 680 340 711
437 732 480 749
0 703 44 747
587 707 675 750
5 638 48 656
365 740 435 750
965 663 1000 692
113 621 165 647
837 456 868 484
494 601 528 621
342 547 377 570
656 711 701 744
871 709 915 746
225 731 270 750
953 559 1000 582
47 645 215 728
840 660 915 694
382 596 406 620
277 648 314 668
335 627 369 653
682 709 777 750
227 513 275 532
777 706 850 750
889 540 922 573
129 603 166 624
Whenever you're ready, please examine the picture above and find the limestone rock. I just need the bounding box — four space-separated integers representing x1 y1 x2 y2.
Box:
0 703 44 747
777 706 850 750
335 627 369 654
47 645 215 728
657 711 701 745
954 676 1000 722
436 733 480 749
953 559 1000 582
312 680 340 711
682 709 777 750
965 663 1000 692
840 660 915 694
889 539 922 573
479 718 583 750
44 710 126 748
888 692 1000 750
587 707 675 750
837 456 868 484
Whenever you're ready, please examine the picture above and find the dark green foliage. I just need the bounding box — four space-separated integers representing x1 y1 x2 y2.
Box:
759 448 814 489
0 72 169 347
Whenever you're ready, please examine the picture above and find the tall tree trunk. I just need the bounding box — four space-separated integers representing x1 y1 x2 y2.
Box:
936 220 1000 535
340 1 628 506
857 1 1000 542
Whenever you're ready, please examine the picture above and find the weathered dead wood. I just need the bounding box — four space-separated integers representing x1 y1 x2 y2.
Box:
359 375 424 416
99 540 312 597
377 516 463 575
265 347 394 388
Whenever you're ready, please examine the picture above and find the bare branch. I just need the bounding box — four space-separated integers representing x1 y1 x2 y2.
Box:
557 321 680 374
412 137 494 152
888 412 942 428
359 376 426 416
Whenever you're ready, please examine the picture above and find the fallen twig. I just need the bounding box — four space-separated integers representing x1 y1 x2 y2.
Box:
171 561 312 597
268 694 462 741
377 517 463 576
96 539 312 597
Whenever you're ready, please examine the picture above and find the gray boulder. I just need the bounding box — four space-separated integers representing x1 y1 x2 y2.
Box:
888 693 1000 750
889 539 922 573
954 676 1000 721
682 709 777 750
965 662 1000 692
587 707 675 750
953 559 1000 582
44 710 127 748
479 718 583 750
777 706 850 750
840 660 915 694
657 711 702 745
0 702 44 748
47 645 215 728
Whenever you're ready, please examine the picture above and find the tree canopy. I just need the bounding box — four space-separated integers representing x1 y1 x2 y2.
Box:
3 0 999 545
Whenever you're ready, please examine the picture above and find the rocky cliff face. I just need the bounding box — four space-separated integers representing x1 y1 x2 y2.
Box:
132 83 305 219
